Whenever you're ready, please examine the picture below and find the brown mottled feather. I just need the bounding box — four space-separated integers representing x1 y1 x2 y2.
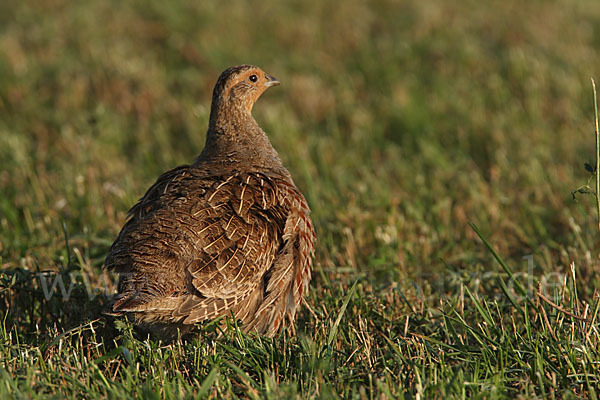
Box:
104 65 315 338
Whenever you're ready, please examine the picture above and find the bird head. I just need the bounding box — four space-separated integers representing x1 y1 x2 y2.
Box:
211 65 280 114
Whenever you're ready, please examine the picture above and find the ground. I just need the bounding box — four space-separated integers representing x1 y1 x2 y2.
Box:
2 0 600 398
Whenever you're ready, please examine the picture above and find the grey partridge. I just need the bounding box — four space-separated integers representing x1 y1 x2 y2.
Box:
104 65 316 338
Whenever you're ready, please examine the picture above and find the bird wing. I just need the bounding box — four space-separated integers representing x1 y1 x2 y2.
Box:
104 168 287 322
174 172 287 323
104 164 193 273
243 178 316 335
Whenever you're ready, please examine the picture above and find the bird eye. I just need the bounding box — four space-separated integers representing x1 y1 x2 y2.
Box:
249 75 258 83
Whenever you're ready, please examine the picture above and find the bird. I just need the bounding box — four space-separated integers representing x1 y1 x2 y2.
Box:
104 65 316 338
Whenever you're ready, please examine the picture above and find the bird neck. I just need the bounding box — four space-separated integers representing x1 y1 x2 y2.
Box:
197 98 285 173
208 95 258 134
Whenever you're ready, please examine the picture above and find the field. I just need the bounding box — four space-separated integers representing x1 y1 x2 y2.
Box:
2 0 600 398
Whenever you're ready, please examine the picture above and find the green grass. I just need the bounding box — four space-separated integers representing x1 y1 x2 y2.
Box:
2 0 600 397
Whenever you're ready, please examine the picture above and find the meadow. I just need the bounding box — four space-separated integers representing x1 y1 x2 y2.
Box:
2 0 600 398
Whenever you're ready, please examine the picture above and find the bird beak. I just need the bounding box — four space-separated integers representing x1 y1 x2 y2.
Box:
264 74 280 87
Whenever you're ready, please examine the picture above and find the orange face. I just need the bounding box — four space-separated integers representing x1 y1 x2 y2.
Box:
222 67 280 112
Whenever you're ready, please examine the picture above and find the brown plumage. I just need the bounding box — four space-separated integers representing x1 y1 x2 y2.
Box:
104 65 316 338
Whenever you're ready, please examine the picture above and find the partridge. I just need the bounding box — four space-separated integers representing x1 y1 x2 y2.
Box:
104 65 316 338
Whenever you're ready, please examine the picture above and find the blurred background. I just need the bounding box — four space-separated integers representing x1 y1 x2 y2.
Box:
1 0 600 310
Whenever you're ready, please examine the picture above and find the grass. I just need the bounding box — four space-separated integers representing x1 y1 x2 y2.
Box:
2 0 600 397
